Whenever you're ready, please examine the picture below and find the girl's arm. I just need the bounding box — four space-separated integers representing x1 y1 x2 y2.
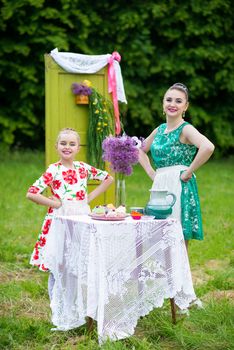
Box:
180 125 215 182
87 175 114 203
26 192 62 208
138 128 158 181
26 165 61 208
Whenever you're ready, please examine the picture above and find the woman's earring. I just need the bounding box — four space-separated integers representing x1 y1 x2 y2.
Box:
182 111 186 118
163 111 166 116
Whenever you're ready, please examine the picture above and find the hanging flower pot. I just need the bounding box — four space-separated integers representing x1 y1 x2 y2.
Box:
71 81 92 105
75 94 89 104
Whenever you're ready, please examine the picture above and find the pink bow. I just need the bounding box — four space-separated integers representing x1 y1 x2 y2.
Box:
108 52 121 135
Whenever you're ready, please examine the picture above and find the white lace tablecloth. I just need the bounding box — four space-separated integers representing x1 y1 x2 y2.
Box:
43 215 196 343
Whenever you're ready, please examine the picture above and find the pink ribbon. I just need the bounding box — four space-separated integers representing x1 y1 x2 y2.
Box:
108 51 121 135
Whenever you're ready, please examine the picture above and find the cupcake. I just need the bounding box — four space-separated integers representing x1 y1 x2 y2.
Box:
116 205 126 216
92 205 105 215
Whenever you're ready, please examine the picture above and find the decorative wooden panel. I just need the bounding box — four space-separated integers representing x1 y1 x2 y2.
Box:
44 54 115 207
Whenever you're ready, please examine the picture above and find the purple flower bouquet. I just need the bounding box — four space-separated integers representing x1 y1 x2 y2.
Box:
102 135 139 176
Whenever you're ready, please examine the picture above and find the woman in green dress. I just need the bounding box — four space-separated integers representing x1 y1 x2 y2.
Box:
139 83 215 253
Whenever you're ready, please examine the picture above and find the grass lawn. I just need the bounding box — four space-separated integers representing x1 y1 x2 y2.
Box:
0 151 233 350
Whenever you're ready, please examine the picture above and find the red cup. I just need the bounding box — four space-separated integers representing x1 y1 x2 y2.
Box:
131 212 142 220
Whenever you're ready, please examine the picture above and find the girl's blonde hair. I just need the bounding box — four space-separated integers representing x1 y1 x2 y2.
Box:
56 128 80 144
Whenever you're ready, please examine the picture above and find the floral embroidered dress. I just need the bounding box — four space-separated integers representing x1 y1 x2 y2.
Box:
150 122 203 240
28 161 109 271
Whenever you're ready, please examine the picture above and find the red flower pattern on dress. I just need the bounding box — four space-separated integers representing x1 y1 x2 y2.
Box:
54 162 62 167
76 190 86 200
28 186 40 194
52 180 62 189
29 162 110 271
42 219 52 235
91 167 98 176
43 172 53 185
78 167 87 179
33 252 39 260
39 236 46 247
41 264 48 271
62 169 78 184
50 192 61 200
48 207 54 214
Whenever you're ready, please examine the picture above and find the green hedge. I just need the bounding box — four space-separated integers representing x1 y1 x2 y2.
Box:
0 0 233 155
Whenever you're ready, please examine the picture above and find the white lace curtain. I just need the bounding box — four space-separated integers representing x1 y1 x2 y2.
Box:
50 48 127 104
50 48 127 134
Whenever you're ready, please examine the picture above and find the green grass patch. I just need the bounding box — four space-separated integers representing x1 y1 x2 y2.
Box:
0 152 233 349
138 299 234 350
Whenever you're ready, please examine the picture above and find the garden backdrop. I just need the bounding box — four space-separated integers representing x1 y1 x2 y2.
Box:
0 0 233 155
0 1 233 349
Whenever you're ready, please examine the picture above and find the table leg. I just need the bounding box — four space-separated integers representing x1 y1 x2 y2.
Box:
86 317 94 333
170 298 176 324
163 244 177 325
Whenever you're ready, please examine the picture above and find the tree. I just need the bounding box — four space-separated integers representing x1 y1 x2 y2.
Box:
0 0 233 155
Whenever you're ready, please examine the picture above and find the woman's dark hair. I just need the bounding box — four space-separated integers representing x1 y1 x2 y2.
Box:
169 83 189 101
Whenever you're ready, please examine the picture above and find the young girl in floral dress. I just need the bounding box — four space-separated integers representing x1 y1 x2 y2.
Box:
27 128 114 272
139 83 215 253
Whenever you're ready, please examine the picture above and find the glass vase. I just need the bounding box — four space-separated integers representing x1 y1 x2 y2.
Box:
115 173 126 208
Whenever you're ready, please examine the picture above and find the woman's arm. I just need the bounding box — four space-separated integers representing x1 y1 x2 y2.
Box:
138 149 156 181
142 128 158 152
180 125 215 182
138 128 158 181
87 176 114 203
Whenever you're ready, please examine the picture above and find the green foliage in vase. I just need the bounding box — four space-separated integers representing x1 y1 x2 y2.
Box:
87 88 114 168
0 0 233 155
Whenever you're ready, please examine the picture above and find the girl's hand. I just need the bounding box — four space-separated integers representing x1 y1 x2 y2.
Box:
180 170 192 182
49 196 62 208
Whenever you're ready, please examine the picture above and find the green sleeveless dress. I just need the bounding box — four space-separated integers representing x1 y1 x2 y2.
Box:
150 122 203 240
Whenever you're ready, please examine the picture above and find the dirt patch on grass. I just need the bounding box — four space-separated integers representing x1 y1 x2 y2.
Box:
205 259 230 270
1 295 50 320
59 335 91 349
192 269 211 286
0 264 43 284
0 264 50 321
192 258 234 304
160 341 183 350
203 290 234 303
192 258 231 286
